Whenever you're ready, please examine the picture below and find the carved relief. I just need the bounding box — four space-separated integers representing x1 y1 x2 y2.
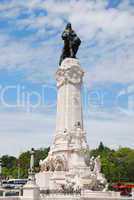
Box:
73 96 80 106
40 154 68 172
53 133 68 145
56 62 84 88
54 156 65 171
61 58 80 69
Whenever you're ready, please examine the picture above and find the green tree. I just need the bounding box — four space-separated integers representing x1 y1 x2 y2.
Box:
2 155 17 168
18 147 50 178
1 145 134 183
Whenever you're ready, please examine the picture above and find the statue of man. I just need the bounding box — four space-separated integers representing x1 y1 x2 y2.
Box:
59 23 81 65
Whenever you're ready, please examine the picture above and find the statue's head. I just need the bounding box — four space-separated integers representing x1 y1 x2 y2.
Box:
66 22 72 30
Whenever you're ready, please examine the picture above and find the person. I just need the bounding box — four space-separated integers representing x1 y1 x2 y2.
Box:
59 23 81 65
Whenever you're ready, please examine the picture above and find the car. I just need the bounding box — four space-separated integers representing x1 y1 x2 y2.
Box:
2 179 28 189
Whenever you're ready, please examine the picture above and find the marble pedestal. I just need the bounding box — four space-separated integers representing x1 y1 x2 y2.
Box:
23 173 40 200
36 58 107 192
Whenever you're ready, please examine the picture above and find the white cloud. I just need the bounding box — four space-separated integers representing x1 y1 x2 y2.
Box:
0 112 55 156
1 0 134 39
0 0 133 84
0 110 133 156
84 41 134 84
0 32 59 83
85 117 134 150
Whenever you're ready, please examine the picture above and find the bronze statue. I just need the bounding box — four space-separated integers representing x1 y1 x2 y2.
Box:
59 23 81 65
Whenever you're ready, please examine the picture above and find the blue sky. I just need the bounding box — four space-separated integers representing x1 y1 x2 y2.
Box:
0 0 134 155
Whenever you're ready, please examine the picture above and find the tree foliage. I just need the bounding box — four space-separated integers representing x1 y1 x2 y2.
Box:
90 142 134 183
1 147 49 179
1 144 134 183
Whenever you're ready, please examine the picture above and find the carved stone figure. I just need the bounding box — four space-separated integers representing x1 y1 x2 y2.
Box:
40 158 48 171
40 156 54 172
93 156 101 175
54 155 67 171
89 156 95 171
59 23 81 65
55 160 64 171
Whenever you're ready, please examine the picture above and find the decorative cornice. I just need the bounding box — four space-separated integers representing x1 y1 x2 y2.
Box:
56 58 84 88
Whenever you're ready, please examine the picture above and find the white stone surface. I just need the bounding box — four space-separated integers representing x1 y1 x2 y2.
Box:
23 174 40 200
55 58 84 133
36 171 53 190
36 58 109 193
82 190 121 198
38 58 88 175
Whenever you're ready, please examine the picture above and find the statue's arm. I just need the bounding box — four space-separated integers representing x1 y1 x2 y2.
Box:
72 31 81 45
62 30 69 40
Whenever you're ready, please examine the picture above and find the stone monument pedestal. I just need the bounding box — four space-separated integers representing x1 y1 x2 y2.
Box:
35 58 108 192
23 173 40 200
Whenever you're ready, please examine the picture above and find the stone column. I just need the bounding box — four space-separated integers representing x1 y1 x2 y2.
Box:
49 58 88 170
23 148 40 200
55 58 84 133
38 58 89 180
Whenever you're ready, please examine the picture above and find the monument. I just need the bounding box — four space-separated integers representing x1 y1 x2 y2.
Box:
36 23 107 192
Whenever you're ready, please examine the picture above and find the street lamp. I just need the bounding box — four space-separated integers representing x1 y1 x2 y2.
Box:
30 148 35 173
28 148 35 184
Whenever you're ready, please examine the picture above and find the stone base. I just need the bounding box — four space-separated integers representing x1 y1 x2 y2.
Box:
36 166 107 192
36 171 53 190
23 181 40 200
41 192 121 200
82 190 121 199
36 171 67 190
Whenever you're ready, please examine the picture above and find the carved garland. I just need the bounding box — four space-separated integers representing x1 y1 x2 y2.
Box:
56 66 84 88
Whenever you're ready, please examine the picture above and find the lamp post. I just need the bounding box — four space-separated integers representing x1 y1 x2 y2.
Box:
28 148 35 183
23 148 40 200
30 148 35 173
